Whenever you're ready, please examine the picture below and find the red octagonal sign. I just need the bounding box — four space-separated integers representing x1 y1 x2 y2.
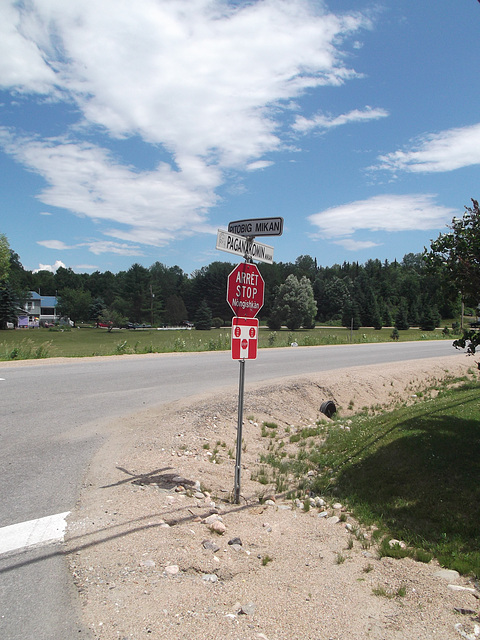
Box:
226 262 264 318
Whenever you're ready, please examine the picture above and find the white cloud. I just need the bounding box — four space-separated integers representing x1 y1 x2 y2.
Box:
308 194 457 244
374 122 480 173
84 241 143 256
1 130 220 246
333 238 381 251
37 240 74 250
0 1 372 253
0 2 57 93
293 106 389 134
33 260 66 273
246 160 274 171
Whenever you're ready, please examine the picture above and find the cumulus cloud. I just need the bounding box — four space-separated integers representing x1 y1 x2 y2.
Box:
33 260 66 273
374 122 480 173
0 0 372 253
292 106 389 134
308 194 457 248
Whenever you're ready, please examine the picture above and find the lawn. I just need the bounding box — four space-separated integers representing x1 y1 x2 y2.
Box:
0 324 456 360
257 377 480 577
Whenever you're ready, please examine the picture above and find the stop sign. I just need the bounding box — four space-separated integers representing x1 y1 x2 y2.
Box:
226 262 264 318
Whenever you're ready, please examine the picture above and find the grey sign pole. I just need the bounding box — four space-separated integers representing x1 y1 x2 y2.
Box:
234 357 246 503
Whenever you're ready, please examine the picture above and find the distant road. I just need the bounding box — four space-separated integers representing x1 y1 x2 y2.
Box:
0 340 464 639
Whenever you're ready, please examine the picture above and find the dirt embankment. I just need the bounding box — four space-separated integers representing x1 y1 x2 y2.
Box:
67 354 479 640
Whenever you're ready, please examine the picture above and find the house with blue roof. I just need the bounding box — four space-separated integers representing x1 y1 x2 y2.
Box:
17 292 60 328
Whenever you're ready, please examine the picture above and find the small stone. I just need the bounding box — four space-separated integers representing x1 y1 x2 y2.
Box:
202 540 220 552
332 503 342 510
317 511 328 519
210 521 227 534
203 514 223 525
164 565 179 576
434 568 460 581
228 537 242 546
202 573 218 583
140 559 156 568
194 491 205 499
327 516 340 525
448 584 476 593
239 602 256 616
264 500 276 507
345 523 353 532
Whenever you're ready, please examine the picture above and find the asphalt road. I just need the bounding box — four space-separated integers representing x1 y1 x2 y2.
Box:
0 340 464 638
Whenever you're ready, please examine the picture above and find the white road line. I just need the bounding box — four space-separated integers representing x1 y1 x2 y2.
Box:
0 512 70 555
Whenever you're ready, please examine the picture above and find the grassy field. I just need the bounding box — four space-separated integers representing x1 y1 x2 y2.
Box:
255 376 480 577
0 324 458 360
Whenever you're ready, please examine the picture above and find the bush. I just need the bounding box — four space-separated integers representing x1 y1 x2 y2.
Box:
212 316 223 329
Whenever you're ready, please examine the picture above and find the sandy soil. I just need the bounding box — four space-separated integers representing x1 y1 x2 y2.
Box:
66 354 480 640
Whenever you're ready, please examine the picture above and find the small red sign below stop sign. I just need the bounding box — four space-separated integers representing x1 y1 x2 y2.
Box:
226 262 264 318
231 317 258 360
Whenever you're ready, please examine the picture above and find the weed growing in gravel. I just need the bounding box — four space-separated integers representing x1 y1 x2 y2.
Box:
372 585 407 598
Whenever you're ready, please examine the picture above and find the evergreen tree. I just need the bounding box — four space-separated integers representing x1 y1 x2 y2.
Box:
0 281 18 329
164 295 188 326
342 299 361 330
194 300 212 330
419 305 441 331
395 299 410 330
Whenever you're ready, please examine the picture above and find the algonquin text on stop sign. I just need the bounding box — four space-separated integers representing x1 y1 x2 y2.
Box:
232 268 261 313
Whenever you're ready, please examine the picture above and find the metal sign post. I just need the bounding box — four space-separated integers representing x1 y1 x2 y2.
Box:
216 216 279 504
234 358 246 503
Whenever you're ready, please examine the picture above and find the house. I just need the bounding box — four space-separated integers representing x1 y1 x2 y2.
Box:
17 292 60 328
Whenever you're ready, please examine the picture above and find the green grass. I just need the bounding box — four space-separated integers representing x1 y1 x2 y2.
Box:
309 380 480 577
0 324 459 361
251 376 480 578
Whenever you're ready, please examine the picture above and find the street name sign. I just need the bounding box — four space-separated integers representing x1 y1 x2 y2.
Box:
216 229 274 264
226 262 264 318
228 217 283 237
231 317 258 360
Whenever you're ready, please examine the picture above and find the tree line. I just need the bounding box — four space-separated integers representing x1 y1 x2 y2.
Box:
0 245 462 331
3 198 480 332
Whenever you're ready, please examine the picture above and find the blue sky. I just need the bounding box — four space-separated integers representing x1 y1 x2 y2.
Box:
1 0 479 276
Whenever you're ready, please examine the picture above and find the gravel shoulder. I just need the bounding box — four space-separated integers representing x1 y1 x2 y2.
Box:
66 354 480 640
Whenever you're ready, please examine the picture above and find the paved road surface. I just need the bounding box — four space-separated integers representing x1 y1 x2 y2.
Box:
0 341 464 638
